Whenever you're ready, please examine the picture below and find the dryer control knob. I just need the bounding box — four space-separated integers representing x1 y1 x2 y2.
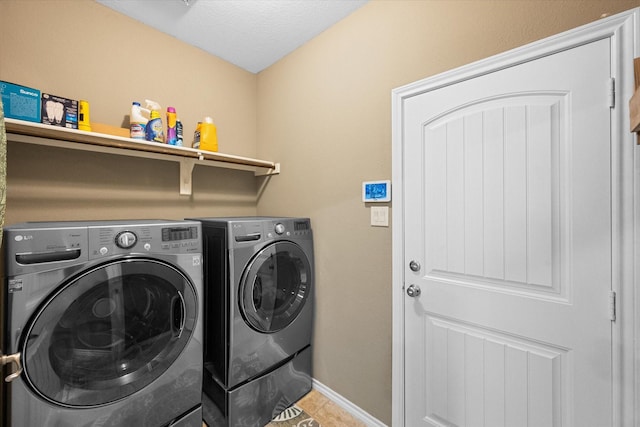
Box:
274 223 285 235
115 231 137 249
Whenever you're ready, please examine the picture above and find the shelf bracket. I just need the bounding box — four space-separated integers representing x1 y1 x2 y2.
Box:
179 158 196 196
255 162 281 177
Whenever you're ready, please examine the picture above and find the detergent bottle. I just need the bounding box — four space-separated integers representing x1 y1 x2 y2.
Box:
130 102 149 140
199 116 218 152
145 99 164 143
193 121 202 148
166 107 177 145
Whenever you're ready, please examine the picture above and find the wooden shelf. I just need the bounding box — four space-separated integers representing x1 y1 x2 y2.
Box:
5 118 280 195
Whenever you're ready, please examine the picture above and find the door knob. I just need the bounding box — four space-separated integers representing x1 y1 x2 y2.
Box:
406 284 421 297
409 260 421 272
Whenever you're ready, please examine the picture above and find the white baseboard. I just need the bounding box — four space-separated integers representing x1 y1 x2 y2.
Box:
311 379 388 427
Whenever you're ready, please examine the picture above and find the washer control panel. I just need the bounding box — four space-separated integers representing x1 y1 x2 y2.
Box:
4 221 202 274
88 222 201 258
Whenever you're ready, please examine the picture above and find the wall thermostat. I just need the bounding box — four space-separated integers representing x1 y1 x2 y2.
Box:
362 180 391 202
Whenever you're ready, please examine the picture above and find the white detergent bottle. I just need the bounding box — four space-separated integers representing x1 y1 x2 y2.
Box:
130 102 149 140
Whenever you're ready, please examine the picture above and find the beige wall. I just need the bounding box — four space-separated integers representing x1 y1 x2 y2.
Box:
0 0 260 224
2 0 639 425
256 0 639 424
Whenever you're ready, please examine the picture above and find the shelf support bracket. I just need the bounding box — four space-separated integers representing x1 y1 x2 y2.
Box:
179 158 196 196
255 162 281 177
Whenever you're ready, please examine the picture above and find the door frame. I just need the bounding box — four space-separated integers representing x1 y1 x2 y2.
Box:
391 8 639 427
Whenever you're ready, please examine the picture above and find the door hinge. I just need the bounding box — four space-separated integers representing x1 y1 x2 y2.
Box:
608 77 615 108
609 291 616 321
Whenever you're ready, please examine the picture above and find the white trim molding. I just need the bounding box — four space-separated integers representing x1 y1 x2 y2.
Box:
312 379 388 427
391 7 640 427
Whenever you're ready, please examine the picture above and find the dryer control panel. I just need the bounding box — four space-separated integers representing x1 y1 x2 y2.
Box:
265 219 312 240
229 218 312 244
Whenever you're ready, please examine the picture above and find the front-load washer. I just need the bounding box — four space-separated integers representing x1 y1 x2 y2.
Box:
0 220 203 427
188 217 314 427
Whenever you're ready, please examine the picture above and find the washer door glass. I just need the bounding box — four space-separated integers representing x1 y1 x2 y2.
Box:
21 258 197 407
240 241 312 333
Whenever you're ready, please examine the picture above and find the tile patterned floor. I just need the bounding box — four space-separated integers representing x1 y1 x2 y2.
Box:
203 389 366 427
293 389 367 427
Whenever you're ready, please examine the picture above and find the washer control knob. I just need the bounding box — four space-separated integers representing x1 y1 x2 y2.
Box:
115 231 137 249
274 223 285 235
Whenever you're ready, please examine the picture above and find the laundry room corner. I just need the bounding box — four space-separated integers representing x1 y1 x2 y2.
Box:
255 1 640 425
0 0 263 225
1 0 639 426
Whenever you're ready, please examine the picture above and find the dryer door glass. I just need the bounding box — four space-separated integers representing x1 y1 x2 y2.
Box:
21 258 197 407
240 241 312 332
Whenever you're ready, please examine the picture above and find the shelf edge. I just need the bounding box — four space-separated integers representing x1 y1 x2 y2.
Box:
5 118 277 169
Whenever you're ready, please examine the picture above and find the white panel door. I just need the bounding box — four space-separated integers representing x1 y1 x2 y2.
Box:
403 38 612 426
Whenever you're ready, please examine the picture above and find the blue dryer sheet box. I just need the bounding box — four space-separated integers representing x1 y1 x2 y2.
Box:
0 80 41 123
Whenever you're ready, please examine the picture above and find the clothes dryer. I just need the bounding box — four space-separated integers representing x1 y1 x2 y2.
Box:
189 217 314 427
0 220 203 427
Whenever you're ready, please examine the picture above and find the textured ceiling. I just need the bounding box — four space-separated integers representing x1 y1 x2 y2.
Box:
96 0 369 73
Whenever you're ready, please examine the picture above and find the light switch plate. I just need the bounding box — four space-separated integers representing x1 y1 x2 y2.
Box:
371 206 389 227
